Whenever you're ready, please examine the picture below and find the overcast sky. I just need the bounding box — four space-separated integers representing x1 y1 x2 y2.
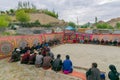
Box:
0 0 120 24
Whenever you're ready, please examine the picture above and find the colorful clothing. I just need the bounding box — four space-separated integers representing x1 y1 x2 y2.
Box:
42 56 52 69
35 54 43 66
29 54 36 64
62 59 73 73
52 58 62 71
21 53 30 64
86 68 101 80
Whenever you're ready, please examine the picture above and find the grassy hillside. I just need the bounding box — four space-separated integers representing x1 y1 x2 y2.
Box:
92 17 120 29
11 13 67 27
107 17 120 27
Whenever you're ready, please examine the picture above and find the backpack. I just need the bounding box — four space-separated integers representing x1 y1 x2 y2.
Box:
100 73 105 79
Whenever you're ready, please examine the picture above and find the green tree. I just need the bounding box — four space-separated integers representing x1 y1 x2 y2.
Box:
10 9 15 15
17 1 37 13
16 10 30 23
81 22 90 28
116 22 120 29
96 23 113 29
43 9 58 18
68 22 76 28
0 15 11 28
34 20 41 27
81 25 88 28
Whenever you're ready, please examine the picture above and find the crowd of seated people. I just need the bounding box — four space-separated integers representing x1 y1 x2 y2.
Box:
79 38 120 46
9 39 73 74
9 39 60 62
9 38 120 79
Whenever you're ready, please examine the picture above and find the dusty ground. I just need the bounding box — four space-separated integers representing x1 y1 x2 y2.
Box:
0 44 120 80
0 59 43 80
52 44 120 73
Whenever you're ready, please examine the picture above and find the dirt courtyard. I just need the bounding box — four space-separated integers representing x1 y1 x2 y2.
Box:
52 44 120 73
0 44 120 80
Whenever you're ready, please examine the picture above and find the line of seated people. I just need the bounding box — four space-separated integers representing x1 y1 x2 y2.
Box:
9 39 73 74
9 39 61 63
20 48 73 74
79 38 120 46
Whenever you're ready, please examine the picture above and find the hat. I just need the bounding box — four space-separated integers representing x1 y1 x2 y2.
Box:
16 48 21 51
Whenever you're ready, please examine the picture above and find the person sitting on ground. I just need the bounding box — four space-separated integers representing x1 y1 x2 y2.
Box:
86 62 101 80
16 48 21 60
41 47 46 57
47 48 54 60
92 38 95 44
108 40 113 46
108 64 119 80
20 47 25 54
41 41 45 48
52 54 62 72
101 39 104 45
31 44 37 52
96 39 100 44
113 40 118 46
62 55 73 74
35 52 43 68
45 41 49 47
28 51 37 65
21 50 30 64
56 39 60 45
105 40 109 45
24 44 31 53
9 48 20 62
36 43 41 50
118 41 120 46
42 53 52 69
88 39 91 44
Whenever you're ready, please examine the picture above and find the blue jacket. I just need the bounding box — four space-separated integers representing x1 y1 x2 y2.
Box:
63 59 73 72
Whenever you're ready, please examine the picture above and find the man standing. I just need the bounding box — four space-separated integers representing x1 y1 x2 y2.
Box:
86 63 101 80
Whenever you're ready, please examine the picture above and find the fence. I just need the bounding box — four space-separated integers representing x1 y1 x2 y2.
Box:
0 32 64 59
1 33 120 59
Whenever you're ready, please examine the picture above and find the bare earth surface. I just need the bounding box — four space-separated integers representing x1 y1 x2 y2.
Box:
0 44 120 80
0 59 42 80
52 44 120 73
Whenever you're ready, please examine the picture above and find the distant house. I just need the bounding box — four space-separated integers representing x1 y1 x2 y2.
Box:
92 29 113 34
0 28 6 33
113 30 120 34
84 29 114 34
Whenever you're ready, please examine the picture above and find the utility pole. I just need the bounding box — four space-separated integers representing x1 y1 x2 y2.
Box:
77 16 79 26
95 17 98 24
76 16 79 29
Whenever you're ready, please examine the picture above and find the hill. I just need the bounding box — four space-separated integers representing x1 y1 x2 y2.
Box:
107 17 120 27
92 17 120 28
11 13 67 27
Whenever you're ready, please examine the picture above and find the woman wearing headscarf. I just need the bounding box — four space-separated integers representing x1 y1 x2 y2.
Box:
108 65 119 80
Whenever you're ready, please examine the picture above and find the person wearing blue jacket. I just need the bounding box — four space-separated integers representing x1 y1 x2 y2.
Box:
62 55 73 74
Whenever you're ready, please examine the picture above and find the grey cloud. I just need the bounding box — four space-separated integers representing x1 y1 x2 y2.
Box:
0 0 120 24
